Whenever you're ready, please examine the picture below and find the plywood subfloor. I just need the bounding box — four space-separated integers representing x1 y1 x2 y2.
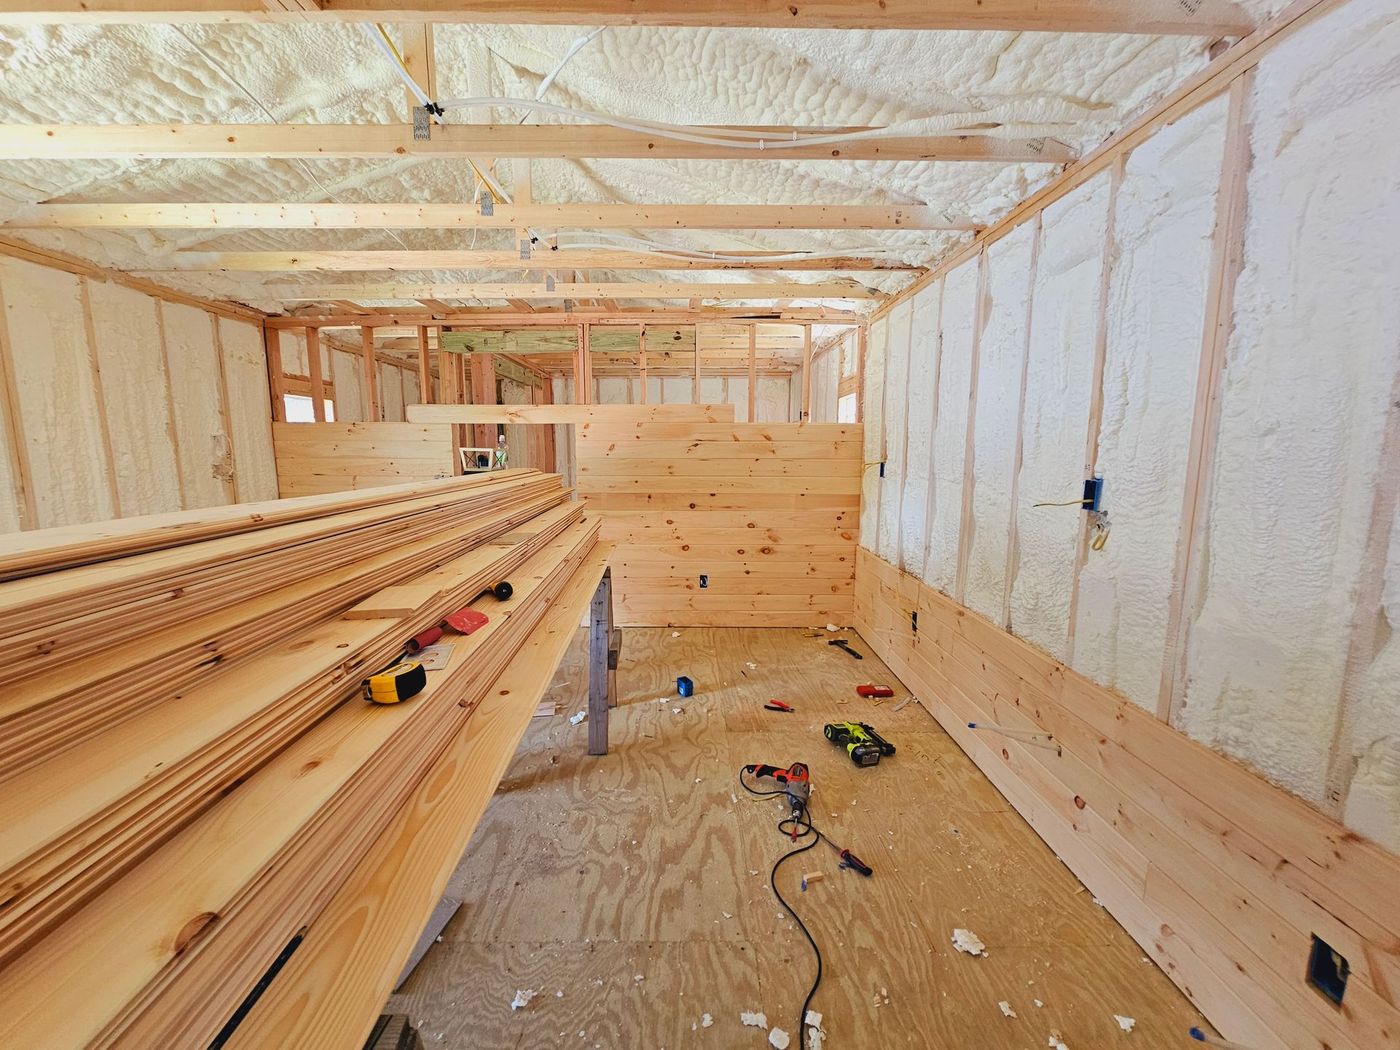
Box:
388 628 1204 1048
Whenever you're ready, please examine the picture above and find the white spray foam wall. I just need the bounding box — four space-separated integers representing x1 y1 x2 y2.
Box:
1343 500 1400 852
218 318 278 503
859 316 888 551
924 258 979 594
161 301 230 510
1009 174 1110 660
898 283 941 576
661 376 693 405
0 257 112 528
964 223 1037 622
597 377 629 404
332 350 365 422
1180 0 1400 806
726 376 749 419
378 364 404 421
85 280 182 518
876 301 913 564
756 377 789 423
1073 96 1227 711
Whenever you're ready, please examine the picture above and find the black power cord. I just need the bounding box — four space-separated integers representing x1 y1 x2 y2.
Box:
738 769 826 1050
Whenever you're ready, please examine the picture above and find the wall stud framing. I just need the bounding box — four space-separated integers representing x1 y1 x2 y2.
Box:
304 326 326 422
747 325 758 422
416 325 432 403
637 324 648 405
953 248 990 600
263 323 287 423
1063 154 1124 666
361 326 380 421
1002 213 1044 629
0 268 36 529
917 278 948 584
1158 73 1253 722
77 277 122 518
208 312 240 503
154 302 189 509
801 323 813 422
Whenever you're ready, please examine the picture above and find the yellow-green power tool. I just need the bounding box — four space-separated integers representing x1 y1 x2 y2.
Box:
823 721 897 767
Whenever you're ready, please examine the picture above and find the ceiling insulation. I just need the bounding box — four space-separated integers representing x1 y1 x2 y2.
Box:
0 10 1284 312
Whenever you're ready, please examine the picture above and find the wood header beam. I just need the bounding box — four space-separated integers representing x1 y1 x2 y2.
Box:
3 203 980 232
0 1 1255 34
0 123 1074 164
252 281 885 302
144 250 920 273
266 309 864 328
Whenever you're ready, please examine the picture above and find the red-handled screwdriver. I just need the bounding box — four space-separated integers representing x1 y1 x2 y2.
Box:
824 837 873 876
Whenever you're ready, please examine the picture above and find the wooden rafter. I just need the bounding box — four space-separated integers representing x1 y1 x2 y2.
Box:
2 202 979 232
249 281 884 302
269 308 863 328
0 1 1255 35
144 250 920 272
0 124 1074 164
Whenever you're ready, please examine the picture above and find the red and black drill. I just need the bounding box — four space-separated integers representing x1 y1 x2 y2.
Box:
743 762 810 817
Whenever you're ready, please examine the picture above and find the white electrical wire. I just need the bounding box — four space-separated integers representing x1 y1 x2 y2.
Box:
432 96 1006 151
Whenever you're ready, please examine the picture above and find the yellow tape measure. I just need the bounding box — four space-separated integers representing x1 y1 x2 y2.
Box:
362 661 427 705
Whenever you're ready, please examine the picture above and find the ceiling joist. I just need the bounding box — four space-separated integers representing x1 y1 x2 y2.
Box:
251 281 885 301
2 203 977 232
0 0 1256 35
143 249 923 272
0 123 1073 164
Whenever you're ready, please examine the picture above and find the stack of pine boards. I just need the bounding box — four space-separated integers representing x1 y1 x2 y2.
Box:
0 471 607 1049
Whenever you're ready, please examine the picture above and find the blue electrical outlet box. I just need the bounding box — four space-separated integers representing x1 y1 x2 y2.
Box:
1083 476 1104 513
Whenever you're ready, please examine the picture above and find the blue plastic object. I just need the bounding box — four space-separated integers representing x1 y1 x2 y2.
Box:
677 675 694 697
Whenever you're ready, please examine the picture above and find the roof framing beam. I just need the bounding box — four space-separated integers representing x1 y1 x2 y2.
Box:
143 250 923 272
2 202 977 232
250 280 886 301
0 1 1255 35
267 309 863 328
0 124 1073 164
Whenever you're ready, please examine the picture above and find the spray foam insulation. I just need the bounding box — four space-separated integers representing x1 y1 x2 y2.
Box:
897 282 941 575
84 280 184 518
0 20 1287 308
925 258 979 595
218 318 279 503
332 350 366 422
964 222 1036 623
1180 0 1400 816
859 316 888 548
876 300 912 565
161 301 231 510
1072 95 1227 712
0 257 113 528
1008 174 1110 661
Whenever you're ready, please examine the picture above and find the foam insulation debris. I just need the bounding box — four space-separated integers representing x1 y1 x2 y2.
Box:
509 988 535 1011
768 1027 791 1049
740 1011 768 1029
998 1001 1018 1018
1114 1014 1136 1032
951 928 988 956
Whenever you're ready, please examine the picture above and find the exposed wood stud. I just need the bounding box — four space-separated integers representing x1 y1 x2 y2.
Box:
77 278 122 518
692 326 702 404
855 324 867 423
800 324 813 422
954 250 990 600
248 281 884 303
154 302 189 509
747 325 757 423
918 278 948 581
263 323 287 422
1063 154 1123 667
637 325 647 405
1003 213 1043 630
208 314 240 503
361 326 380 421
1159 73 1253 722
0 267 37 529
304 326 326 422
416 325 432 404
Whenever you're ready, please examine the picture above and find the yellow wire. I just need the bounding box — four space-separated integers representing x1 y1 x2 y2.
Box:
1033 497 1093 508
375 23 505 206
